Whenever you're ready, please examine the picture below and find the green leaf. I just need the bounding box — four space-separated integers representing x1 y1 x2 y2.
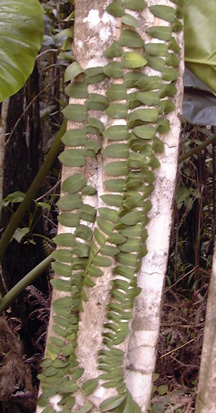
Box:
82 378 99 396
104 161 128 176
101 194 123 207
88 265 103 277
156 118 170 134
168 37 181 53
124 0 147 11
103 41 123 58
158 384 168 396
52 297 72 311
104 125 128 141
59 149 86 167
133 125 156 139
65 82 88 99
58 213 79 227
146 55 165 72
62 173 87 194
99 207 119 223
166 52 180 67
77 402 93 413
108 233 127 244
54 233 75 247
122 13 140 27
146 26 172 41
75 225 92 241
106 1 124 17
103 62 124 78
104 179 126 192
65 62 83 82
152 137 164 153
120 30 144 48
149 5 176 22
136 91 160 106
52 262 72 277
105 104 127 119
83 186 97 196
124 72 143 88
57 194 82 211
122 52 148 68
104 143 129 158
0 0 44 102
62 104 87 122
106 84 127 101
136 75 162 91
87 93 109 111
51 279 71 292
97 217 115 235
60 381 78 394
120 211 142 225
93 256 112 267
159 100 175 114
61 129 87 147
100 245 119 256
100 395 126 411
145 43 168 57
87 117 104 134
162 67 179 81
172 18 183 32
129 108 159 123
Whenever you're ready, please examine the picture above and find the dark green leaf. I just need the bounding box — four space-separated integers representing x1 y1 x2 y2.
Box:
101 194 123 207
51 262 71 277
104 125 128 141
99 207 119 223
133 125 156 139
128 108 159 123
77 402 93 413
124 0 147 11
61 129 87 147
53 233 75 247
59 149 86 167
62 104 87 122
103 41 123 58
120 29 144 48
136 75 162 91
100 395 126 412
65 82 88 99
62 173 87 194
60 381 78 394
149 5 176 22
87 117 104 134
93 255 112 267
145 42 168 57
159 100 175 114
82 378 99 396
56 194 82 211
122 13 140 27
105 104 127 119
166 52 180 67
103 62 123 79
162 67 179 81
104 179 126 192
104 143 129 158
104 161 128 176
88 265 103 277
146 26 172 41
106 1 124 17
65 62 83 82
136 91 159 106
122 52 147 68
106 84 127 101
146 55 165 72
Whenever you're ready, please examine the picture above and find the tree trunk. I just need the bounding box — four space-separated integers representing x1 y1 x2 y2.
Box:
37 1 184 411
195 238 216 413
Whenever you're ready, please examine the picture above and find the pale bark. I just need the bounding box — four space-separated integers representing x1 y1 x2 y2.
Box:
37 1 184 412
195 238 216 413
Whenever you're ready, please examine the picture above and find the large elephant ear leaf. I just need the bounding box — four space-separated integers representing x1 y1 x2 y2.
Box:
183 0 216 94
0 0 44 102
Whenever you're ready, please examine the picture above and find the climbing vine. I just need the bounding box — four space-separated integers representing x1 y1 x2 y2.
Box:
37 0 183 411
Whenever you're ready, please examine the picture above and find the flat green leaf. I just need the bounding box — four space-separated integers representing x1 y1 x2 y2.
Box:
162 67 179 81
52 297 72 311
166 52 180 67
120 30 144 48
104 143 129 158
108 233 127 244
82 378 99 396
51 279 71 292
97 217 115 235
104 179 126 192
59 149 86 167
60 381 78 394
52 262 72 277
100 245 119 256
122 13 140 27
87 117 104 134
113 265 134 278
105 104 127 119
145 43 168 57
101 194 123 207
53 233 75 247
158 384 168 395
106 84 127 101
93 256 112 267
0 0 44 101
75 225 92 241
103 62 123 78
100 395 126 412
172 18 183 32
83 186 97 196
104 125 128 141
106 1 124 17
124 0 147 11
120 210 142 225
103 40 123 58
129 108 159 123
156 118 170 133
159 84 177 98
152 137 164 153
99 207 119 223
62 173 87 194
133 125 156 139
65 62 83 82
65 82 88 99
149 5 176 22
122 52 147 68
159 100 175 114
104 161 128 176
62 104 87 122
146 55 165 72
136 75 162 91
61 129 87 147
136 91 160 106
87 93 109 111
124 72 143 88
146 26 172 41
168 37 181 53
88 265 103 277
58 212 79 227
56 194 82 211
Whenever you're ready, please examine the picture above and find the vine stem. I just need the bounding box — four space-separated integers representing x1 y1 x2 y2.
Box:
0 120 66 263
0 253 53 314
178 133 216 163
